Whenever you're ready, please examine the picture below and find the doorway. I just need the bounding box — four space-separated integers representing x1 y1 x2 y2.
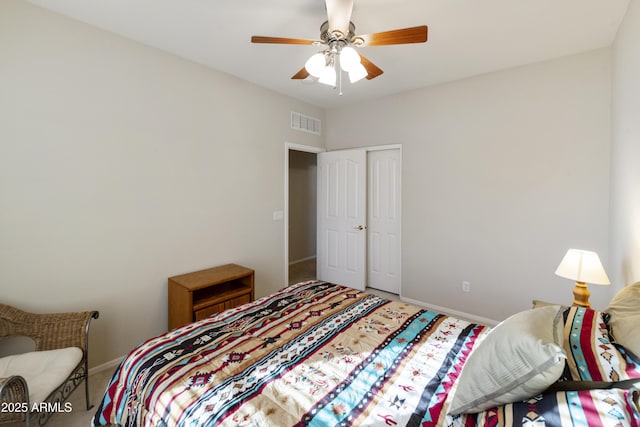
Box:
285 143 325 286
288 149 319 284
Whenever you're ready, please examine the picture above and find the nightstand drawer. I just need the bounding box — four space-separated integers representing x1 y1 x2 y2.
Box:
194 303 226 321
225 294 251 309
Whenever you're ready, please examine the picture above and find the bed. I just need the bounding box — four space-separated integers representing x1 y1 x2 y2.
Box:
92 280 640 426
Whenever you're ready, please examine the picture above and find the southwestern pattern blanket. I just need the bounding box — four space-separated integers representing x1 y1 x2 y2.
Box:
92 281 640 426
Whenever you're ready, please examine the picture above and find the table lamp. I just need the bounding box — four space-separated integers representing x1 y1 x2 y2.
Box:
554 248 610 308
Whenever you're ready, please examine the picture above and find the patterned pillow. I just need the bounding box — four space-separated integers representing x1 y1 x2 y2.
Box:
469 387 640 427
560 306 640 383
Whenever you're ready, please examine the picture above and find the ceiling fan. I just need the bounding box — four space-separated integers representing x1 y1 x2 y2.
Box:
251 0 428 89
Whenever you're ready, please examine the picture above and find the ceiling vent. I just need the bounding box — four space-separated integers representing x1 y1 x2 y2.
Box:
291 112 321 135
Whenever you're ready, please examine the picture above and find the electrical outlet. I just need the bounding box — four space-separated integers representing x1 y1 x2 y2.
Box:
462 281 471 292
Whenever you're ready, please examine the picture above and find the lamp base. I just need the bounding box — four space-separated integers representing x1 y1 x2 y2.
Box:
572 281 591 308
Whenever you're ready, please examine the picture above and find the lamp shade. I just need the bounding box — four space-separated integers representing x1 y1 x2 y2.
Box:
305 53 327 78
348 62 368 83
554 249 610 285
340 46 361 72
318 65 336 86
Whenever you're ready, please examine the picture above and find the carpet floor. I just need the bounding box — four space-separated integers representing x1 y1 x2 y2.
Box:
4 368 113 427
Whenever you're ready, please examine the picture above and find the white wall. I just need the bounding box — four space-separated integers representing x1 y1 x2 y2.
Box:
0 0 324 367
610 0 640 291
326 50 612 320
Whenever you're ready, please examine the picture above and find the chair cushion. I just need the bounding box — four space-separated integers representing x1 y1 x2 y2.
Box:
0 347 82 404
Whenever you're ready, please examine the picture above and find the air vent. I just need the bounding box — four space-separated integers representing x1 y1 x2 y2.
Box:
291 112 321 135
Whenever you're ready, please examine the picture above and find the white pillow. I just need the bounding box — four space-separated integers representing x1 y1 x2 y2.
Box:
606 281 640 357
448 305 566 414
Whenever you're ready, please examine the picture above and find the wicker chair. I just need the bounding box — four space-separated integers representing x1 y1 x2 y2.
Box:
0 304 99 426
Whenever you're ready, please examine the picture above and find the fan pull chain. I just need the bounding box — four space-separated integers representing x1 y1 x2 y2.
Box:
338 59 343 96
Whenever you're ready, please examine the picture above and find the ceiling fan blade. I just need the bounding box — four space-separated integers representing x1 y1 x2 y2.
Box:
251 36 316 45
355 25 428 46
359 54 383 80
325 0 354 36
291 67 310 80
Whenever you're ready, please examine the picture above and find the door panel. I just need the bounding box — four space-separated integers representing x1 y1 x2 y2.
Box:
346 159 361 219
327 229 339 269
317 149 367 290
368 149 401 293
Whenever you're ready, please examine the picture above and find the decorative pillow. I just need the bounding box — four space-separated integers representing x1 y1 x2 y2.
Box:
560 305 640 383
470 387 640 426
607 282 640 358
448 305 566 415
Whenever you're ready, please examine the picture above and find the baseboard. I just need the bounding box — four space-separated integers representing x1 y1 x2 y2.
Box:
400 296 499 327
289 256 316 266
89 356 123 376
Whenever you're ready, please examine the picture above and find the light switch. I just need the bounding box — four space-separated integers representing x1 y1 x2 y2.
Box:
272 210 284 221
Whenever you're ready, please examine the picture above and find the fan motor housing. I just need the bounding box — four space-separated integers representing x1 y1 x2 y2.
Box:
320 20 356 43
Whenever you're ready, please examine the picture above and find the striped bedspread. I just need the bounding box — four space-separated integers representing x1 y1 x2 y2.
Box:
92 281 640 427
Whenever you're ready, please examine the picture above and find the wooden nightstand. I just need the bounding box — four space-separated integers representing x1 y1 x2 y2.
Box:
168 264 255 330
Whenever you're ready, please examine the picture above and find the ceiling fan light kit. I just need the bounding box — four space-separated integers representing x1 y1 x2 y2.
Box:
306 39 367 87
251 0 428 94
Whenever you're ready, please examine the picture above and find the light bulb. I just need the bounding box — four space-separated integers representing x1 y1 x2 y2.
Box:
318 65 336 86
340 46 361 72
305 53 326 78
348 62 368 83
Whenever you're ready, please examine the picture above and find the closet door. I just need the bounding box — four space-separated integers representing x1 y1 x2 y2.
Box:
368 149 401 294
317 149 367 291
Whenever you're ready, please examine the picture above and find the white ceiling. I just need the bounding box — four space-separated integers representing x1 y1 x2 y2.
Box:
26 0 630 108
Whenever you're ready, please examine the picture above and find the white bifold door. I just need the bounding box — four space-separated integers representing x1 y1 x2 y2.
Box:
367 149 402 294
317 148 401 293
